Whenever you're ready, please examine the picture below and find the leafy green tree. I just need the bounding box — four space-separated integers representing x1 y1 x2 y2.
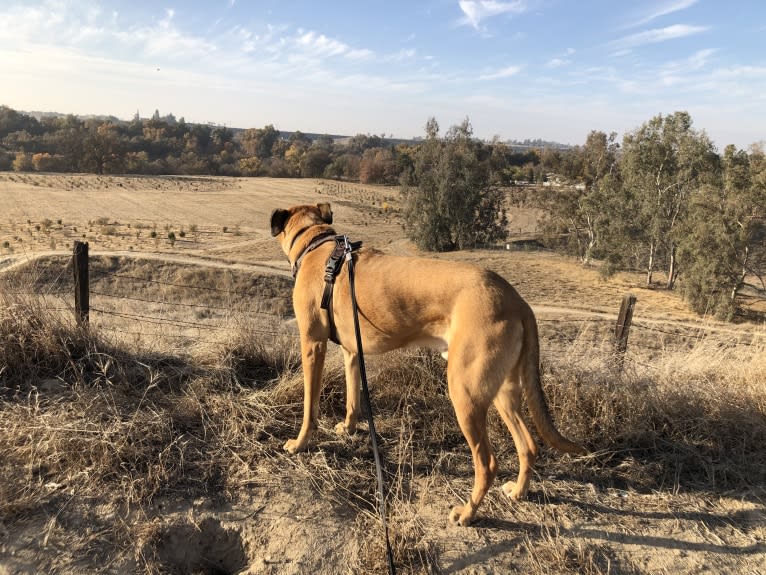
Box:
2 130 36 153
240 124 280 159
0 106 40 138
678 145 766 318
81 122 123 174
0 151 12 171
539 146 564 176
401 117 507 251
324 153 360 180
537 131 620 265
346 133 383 154
124 151 151 174
263 157 293 177
237 155 262 176
619 111 716 288
299 146 332 177
288 131 311 145
185 124 212 154
284 139 308 175
211 126 234 152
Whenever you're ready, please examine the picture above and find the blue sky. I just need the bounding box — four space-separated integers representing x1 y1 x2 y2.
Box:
1 0 765 149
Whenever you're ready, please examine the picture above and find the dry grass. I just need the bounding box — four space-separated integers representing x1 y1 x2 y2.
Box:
2 278 765 573
541 331 766 492
521 526 642 575
0 174 401 259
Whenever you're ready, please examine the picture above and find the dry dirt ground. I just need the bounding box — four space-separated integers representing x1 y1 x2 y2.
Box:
1 173 765 574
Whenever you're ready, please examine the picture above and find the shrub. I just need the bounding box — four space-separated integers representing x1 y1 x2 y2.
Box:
401 118 507 251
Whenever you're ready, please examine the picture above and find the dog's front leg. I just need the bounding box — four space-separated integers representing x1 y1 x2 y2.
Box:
335 347 360 435
284 337 327 454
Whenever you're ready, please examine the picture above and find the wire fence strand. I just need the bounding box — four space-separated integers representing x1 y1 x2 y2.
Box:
4 250 764 353
91 289 265 313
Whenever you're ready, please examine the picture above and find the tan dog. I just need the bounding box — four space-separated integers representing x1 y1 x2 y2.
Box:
270 202 585 526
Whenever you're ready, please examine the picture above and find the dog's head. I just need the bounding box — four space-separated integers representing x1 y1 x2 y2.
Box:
270 202 333 255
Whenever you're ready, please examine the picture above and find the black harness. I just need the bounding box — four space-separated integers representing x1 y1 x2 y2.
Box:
290 230 336 278
319 235 362 344
291 232 362 345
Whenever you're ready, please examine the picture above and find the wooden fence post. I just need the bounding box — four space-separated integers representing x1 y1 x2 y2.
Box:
614 294 636 370
73 241 89 326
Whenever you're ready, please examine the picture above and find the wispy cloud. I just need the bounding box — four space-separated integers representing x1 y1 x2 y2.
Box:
545 58 570 69
658 49 717 86
458 1 527 30
0 1 381 74
612 24 709 51
479 65 522 80
630 0 699 28
0 2 86 44
545 48 575 69
385 48 417 63
599 47 763 107
117 9 217 59
688 47 716 69
295 30 372 60
0 3 218 61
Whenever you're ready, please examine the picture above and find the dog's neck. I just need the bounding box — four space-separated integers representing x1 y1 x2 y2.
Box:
288 225 337 277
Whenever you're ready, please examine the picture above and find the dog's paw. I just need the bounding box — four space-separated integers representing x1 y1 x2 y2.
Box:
334 421 356 436
502 480 528 500
283 439 304 454
448 504 475 527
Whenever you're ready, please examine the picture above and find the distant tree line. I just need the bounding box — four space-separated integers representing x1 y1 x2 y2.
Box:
0 105 544 182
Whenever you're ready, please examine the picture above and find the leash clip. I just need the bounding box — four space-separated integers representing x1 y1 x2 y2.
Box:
341 235 363 262
343 235 353 261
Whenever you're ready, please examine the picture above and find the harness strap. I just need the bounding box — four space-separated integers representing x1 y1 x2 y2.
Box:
291 230 337 278
320 236 361 345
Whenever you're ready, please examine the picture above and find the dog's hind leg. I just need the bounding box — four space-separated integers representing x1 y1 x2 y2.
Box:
494 377 538 500
447 368 498 526
336 347 360 435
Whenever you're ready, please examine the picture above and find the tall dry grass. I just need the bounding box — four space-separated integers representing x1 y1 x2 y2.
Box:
1 283 765 572
539 331 766 492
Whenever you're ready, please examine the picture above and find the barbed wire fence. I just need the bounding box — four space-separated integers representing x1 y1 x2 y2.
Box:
2 241 301 348
2 241 764 366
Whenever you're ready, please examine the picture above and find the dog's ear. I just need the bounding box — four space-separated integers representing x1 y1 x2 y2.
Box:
270 208 289 237
317 203 333 224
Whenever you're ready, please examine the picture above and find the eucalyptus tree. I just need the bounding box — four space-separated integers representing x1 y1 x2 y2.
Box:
619 111 717 288
537 130 620 265
678 144 766 318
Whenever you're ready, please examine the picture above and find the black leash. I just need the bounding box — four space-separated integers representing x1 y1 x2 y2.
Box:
342 236 397 575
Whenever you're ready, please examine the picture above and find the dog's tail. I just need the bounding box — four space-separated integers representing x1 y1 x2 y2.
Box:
520 307 586 455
